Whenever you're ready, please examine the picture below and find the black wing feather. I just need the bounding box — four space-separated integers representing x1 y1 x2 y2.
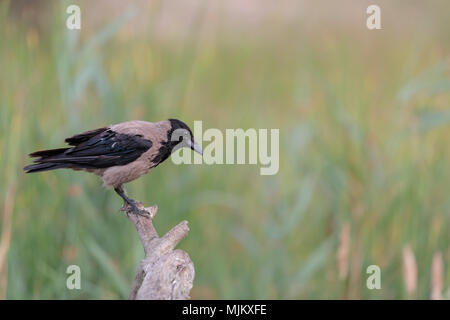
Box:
65 127 109 146
25 129 153 172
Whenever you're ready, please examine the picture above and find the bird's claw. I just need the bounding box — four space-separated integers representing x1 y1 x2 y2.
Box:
120 201 150 218
133 207 151 217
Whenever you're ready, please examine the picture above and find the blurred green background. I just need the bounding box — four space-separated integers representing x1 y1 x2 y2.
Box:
1 0 450 299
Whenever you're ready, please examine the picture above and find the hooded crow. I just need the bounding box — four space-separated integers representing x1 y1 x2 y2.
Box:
24 119 203 216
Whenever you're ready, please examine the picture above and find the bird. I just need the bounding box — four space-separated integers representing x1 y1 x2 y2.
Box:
23 119 203 216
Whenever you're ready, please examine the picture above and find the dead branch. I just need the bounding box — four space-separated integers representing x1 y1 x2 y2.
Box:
125 202 194 300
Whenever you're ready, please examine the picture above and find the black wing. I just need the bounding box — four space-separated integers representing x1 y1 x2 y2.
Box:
65 127 109 146
24 129 153 172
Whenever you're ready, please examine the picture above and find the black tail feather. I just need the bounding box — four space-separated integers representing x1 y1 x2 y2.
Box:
25 147 72 173
23 162 69 173
29 147 70 158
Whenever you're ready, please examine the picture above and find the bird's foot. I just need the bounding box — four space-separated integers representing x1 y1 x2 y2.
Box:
120 200 150 218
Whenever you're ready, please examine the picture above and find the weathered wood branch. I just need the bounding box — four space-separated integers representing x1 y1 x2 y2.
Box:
125 202 195 300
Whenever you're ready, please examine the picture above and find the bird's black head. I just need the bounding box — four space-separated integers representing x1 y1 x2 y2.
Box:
168 119 203 155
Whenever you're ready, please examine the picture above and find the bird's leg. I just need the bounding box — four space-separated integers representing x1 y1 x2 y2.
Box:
114 185 149 217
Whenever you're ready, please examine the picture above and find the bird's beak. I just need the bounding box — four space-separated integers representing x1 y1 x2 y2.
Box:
189 140 203 156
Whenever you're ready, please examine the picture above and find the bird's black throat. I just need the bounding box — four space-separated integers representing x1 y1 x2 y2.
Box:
151 119 193 167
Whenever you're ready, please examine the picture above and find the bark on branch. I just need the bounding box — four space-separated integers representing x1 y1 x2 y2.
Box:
125 202 194 300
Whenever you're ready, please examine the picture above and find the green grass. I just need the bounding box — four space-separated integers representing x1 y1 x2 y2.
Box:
1 1 450 299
